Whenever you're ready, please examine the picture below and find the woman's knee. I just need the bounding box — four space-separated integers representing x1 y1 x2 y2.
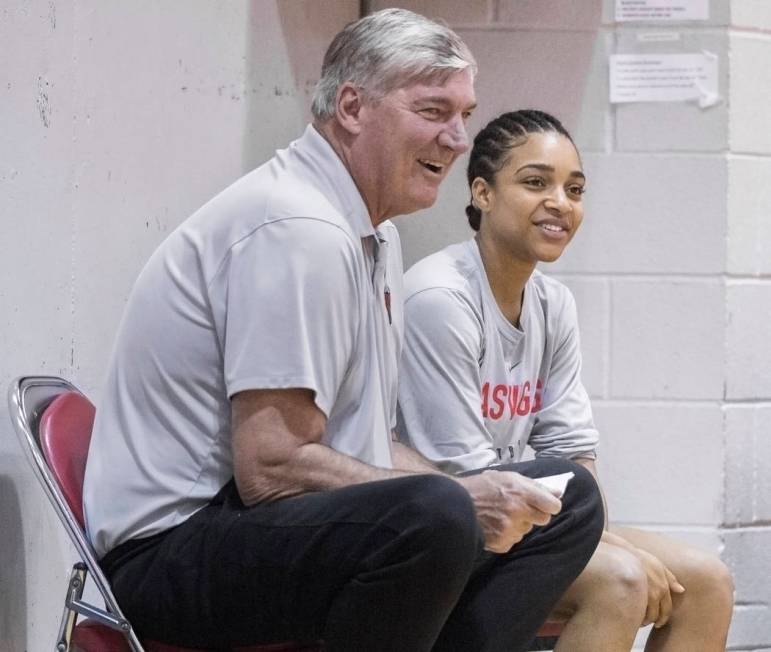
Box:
675 549 735 613
586 546 649 620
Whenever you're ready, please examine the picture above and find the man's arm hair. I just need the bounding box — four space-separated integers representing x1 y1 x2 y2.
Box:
391 438 442 475
231 388 408 506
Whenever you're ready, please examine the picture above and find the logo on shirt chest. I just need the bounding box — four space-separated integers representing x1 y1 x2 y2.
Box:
481 379 543 420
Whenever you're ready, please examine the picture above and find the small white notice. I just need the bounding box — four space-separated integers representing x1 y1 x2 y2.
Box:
535 472 574 498
616 0 709 22
609 52 719 106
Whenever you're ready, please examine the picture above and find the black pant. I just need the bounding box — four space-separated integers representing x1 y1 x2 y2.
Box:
103 458 603 652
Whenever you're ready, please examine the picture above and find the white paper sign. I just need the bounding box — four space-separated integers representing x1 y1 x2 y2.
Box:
616 0 709 21
535 472 574 498
609 52 719 106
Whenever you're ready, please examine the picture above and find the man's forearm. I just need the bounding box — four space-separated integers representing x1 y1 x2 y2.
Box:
391 440 443 475
239 440 411 506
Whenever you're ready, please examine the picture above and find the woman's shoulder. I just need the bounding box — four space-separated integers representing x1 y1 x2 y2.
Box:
404 240 479 299
529 270 574 300
528 270 578 323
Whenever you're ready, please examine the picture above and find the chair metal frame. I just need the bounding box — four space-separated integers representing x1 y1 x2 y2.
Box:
8 375 143 652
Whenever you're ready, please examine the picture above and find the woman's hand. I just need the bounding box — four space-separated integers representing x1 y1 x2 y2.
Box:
629 545 686 628
456 470 562 553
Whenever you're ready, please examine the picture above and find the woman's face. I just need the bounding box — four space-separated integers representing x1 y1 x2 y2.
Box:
473 132 585 264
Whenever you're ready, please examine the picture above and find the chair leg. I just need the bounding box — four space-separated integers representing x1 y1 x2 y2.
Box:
56 562 136 651
55 564 87 652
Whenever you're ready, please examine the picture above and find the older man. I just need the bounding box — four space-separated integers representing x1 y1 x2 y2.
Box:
83 9 603 652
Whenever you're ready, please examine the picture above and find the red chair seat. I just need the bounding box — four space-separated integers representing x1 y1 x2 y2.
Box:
72 619 131 652
536 619 564 638
72 620 322 652
72 618 560 651
146 641 323 652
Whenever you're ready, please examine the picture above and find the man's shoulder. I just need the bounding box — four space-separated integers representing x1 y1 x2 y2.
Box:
167 157 357 269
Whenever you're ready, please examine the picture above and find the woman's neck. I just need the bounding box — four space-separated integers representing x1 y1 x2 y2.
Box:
475 232 536 327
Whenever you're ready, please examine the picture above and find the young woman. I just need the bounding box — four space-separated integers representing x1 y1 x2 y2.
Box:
397 110 734 651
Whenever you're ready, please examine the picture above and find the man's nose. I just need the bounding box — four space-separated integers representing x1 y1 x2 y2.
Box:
438 115 470 154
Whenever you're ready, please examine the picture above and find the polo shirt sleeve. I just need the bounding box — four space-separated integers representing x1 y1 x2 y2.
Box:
529 290 599 459
396 287 498 473
219 217 360 417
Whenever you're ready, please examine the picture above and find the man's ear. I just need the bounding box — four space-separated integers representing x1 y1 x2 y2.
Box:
471 177 493 212
335 82 365 135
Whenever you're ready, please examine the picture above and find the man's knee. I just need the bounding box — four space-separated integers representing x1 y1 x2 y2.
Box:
388 474 480 563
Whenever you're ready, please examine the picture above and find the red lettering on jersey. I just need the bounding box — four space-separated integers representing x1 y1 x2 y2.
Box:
481 379 545 420
517 381 531 416
533 379 543 412
489 384 506 419
507 384 520 419
481 382 490 418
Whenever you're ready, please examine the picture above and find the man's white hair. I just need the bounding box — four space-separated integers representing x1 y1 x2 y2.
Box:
311 8 476 121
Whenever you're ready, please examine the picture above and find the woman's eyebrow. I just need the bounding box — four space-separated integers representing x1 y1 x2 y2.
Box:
515 163 586 180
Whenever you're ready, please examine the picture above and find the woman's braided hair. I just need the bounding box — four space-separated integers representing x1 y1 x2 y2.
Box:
465 110 574 231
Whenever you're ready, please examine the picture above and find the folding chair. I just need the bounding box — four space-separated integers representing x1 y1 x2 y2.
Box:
8 376 324 652
8 375 562 651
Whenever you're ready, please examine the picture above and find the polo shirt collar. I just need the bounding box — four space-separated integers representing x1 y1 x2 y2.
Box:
296 124 376 239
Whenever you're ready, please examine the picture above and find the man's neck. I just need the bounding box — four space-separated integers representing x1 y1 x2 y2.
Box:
313 120 382 228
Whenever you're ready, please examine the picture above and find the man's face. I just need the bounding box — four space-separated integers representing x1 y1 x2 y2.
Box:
352 69 476 224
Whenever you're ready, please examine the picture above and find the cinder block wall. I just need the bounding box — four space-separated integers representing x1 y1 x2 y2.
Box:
385 0 771 648
724 2 771 647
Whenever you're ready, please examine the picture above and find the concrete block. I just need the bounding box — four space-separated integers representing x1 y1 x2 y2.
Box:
726 282 771 399
456 28 611 152
728 604 771 650
731 0 771 30
723 528 771 605
615 30 728 152
610 279 724 399
572 28 614 153
724 406 771 526
368 0 492 24
727 156 771 275
725 407 755 525
267 0 359 124
396 154 473 268
496 0 606 29
730 33 771 155
548 154 727 274
592 402 724 524
550 275 609 399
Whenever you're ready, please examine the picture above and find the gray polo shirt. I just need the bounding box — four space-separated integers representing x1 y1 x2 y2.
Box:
84 125 404 558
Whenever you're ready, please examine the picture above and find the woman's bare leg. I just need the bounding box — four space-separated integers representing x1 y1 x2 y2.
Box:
552 541 647 652
611 526 734 652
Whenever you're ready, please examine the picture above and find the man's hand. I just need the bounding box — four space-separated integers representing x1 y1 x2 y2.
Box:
630 545 686 628
456 470 562 553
